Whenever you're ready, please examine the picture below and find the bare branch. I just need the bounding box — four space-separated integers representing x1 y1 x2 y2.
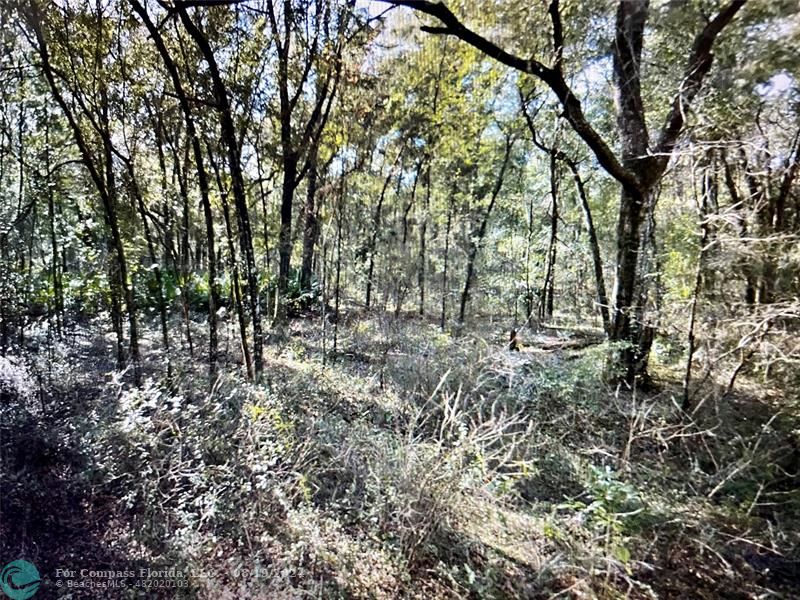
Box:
172 0 246 7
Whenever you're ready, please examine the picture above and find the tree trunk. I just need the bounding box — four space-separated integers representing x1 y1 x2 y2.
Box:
333 166 346 354
567 161 609 332
540 152 558 322
28 9 142 383
44 118 63 337
459 136 513 324
128 0 219 380
682 160 713 411
100 97 142 385
418 163 431 316
160 124 194 357
300 145 320 293
178 7 263 377
124 158 172 380
609 184 648 378
393 0 745 384
209 148 254 379
277 152 299 319
366 152 403 308
440 192 453 330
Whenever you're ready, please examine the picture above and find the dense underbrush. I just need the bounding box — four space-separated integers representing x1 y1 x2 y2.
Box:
1 315 798 598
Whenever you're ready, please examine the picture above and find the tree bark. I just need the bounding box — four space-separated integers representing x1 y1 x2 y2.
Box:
540 151 558 321
300 144 320 293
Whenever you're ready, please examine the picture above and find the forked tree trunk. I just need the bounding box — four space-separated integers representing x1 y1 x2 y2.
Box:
390 0 745 384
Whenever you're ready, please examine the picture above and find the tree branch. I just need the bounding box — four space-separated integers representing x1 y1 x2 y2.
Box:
172 0 246 7
378 0 640 192
548 0 564 69
655 0 747 163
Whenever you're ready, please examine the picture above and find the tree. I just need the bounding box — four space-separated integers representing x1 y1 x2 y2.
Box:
19 0 144 385
458 133 514 324
175 2 264 377
264 0 355 320
128 0 222 381
520 91 609 332
381 0 746 383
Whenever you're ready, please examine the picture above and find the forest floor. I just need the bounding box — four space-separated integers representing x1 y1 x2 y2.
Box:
1 309 799 599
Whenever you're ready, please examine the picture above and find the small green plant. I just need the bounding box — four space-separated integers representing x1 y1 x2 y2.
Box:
558 465 641 571
273 267 320 314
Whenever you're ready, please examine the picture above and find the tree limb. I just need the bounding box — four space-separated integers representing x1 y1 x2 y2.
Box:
377 0 640 192
654 0 747 163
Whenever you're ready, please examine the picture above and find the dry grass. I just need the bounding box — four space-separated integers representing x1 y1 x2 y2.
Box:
1 311 798 598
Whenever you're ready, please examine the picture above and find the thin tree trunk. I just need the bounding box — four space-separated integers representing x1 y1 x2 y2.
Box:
418 163 431 316
125 159 172 380
255 141 271 272
459 136 513 324
394 159 423 317
100 94 142 385
333 166 346 354
440 191 453 330
566 161 609 332
520 97 607 328
178 7 263 377
161 126 194 357
300 144 319 293
524 185 536 322
366 150 404 308
403 159 423 245
720 153 757 304
277 152 299 318
682 161 712 411
540 151 558 321
128 0 219 380
209 146 254 379
45 117 63 337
